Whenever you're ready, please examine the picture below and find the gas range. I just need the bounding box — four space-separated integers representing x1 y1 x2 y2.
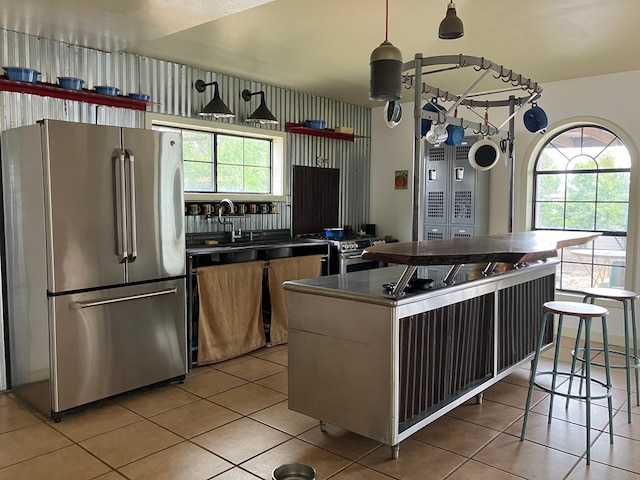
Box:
296 233 386 252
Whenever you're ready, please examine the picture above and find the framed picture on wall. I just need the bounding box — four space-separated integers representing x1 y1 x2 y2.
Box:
394 170 408 189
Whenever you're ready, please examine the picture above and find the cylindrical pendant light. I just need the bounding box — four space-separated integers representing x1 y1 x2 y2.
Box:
369 0 403 101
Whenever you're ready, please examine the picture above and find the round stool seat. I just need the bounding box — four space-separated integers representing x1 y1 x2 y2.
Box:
544 301 608 318
582 287 639 301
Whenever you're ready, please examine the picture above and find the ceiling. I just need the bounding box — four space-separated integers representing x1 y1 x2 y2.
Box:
1 0 639 107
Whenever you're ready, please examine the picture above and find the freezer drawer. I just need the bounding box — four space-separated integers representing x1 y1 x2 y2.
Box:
49 279 187 415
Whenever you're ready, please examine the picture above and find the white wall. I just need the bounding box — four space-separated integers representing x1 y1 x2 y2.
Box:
369 106 415 241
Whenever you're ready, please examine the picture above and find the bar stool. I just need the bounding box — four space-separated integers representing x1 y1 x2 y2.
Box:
521 301 613 465
568 287 640 423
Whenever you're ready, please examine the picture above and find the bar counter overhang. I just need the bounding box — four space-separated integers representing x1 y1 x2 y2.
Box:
283 231 599 459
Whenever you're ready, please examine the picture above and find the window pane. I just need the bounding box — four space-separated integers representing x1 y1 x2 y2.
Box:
536 174 565 201
566 172 596 201
537 148 567 171
598 144 631 168
597 172 630 201
184 161 214 191
596 203 628 231
217 136 243 165
244 138 270 167
549 127 581 150
244 166 270 193
217 164 243 192
183 131 212 162
558 261 594 290
535 202 565 229
567 155 596 171
583 127 616 148
565 203 595 230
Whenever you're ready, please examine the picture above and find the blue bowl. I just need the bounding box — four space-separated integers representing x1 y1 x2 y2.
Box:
128 93 150 102
523 105 548 133
57 77 84 90
3 66 40 83
304 119 326 129
95 86 120 96
324 228 344 239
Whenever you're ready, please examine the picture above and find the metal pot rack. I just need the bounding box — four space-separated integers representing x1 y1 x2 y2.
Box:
403 54 543 138
401 53 544 285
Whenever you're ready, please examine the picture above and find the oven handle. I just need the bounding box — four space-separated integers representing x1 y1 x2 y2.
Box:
342 252 364 260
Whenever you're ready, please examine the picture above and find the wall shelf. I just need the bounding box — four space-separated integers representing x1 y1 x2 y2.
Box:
285 122 365 142
0 77 150 111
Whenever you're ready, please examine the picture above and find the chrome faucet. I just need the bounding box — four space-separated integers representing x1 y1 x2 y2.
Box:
218 198 242 242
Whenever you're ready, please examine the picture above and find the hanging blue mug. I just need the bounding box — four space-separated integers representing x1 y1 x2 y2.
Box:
523 104 548 133
445 124 465 146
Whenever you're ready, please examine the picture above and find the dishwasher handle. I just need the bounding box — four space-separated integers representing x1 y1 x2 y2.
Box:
70 288 177 309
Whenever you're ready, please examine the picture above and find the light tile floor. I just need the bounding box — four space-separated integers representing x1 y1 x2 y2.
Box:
1 343 640 479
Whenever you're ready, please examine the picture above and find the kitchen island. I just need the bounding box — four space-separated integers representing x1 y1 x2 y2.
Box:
283 231 598 458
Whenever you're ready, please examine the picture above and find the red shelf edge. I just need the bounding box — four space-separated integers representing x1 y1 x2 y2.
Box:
0 77 150 111
285 122 366 141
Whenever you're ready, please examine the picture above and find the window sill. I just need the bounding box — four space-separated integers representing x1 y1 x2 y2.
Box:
185 192 286 203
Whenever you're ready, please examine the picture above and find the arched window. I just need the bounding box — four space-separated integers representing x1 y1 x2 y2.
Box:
533 125 630 291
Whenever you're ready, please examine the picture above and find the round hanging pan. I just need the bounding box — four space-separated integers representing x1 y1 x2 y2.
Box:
468 138 501 171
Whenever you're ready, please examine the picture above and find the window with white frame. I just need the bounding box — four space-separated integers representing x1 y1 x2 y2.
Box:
533 125 630 291
147 113 286 202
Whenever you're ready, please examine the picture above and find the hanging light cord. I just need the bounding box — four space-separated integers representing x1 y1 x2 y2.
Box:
385 0 389 41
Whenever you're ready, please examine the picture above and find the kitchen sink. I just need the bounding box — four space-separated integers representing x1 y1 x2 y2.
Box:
220 249 258 263
259 247 293 259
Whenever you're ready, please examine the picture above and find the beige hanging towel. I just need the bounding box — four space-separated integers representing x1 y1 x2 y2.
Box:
197 261 265 365
268 255 323 345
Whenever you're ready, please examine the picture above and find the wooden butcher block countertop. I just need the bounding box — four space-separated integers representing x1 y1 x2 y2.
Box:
362 230 600 266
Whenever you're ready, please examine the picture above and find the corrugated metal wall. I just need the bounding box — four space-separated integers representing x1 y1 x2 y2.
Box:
0 28 371 390
0 29 372 233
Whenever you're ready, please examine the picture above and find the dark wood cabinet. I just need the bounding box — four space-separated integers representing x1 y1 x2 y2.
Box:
293 166 340 235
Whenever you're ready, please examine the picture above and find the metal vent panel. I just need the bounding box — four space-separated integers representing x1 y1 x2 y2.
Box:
398 294 494 431
453 191 473 220
455 144 472 162
427 146 446 163
426 191 445 220
497 274 556 371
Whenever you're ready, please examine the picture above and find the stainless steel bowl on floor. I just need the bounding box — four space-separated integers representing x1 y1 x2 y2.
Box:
272 463 316 480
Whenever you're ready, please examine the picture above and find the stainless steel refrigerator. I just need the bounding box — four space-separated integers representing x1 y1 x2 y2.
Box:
1 119 187 420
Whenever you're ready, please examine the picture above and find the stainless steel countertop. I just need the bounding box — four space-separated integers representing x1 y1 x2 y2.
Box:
283 261 558 307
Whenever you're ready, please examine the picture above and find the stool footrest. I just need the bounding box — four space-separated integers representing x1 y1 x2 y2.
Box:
533 371 611 401
572 348 640 370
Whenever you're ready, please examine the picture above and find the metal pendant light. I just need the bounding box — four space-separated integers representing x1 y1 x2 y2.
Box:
438 1 464 39
195 80 235 118
241 89 278 124
369 0 403 101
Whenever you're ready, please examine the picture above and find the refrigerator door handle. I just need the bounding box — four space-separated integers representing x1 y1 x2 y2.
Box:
113 149 128 263
69 287 178 309
125 149 138 263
